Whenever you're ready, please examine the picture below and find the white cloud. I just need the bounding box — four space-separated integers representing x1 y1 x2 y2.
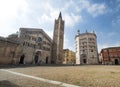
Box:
36 1 83 29
77 0 106 17
87 4 106 17
38 14 52 25
44 29 53 39
79 0 90 9
0 0 108 51
0 0 28 37
64 13 82 27
0 0 107 37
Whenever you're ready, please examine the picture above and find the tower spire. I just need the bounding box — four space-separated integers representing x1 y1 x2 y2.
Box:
58 12 62 19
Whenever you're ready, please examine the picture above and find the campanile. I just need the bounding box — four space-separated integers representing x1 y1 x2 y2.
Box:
52 12 65 64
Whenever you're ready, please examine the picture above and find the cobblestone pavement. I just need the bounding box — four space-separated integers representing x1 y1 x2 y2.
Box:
0 69 61 87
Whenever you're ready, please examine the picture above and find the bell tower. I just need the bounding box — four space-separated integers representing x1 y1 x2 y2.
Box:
52 12 65 64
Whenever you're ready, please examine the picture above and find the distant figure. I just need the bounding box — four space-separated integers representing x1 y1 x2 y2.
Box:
19 54 25 64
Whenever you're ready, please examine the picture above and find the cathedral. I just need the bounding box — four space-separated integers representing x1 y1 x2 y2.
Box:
0 12 65 65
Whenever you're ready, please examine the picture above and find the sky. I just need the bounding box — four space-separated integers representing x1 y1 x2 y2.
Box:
0 0 120 52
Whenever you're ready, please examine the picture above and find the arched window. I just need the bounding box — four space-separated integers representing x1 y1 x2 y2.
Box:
36 37 42 43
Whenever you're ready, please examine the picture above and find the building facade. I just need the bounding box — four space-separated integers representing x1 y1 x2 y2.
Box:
0 36 21 65
18 28 52 64
63 49 75 64
100 47 120 65
52 12 65 64
75 30 98 64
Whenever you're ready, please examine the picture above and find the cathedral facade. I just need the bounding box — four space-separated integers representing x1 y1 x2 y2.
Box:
18 28 52 64
0 28 52 65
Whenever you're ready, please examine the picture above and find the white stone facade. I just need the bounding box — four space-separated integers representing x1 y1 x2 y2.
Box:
18 28 52 64
75 30 98 64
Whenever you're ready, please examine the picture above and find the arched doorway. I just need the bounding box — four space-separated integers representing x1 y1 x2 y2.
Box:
34 53 39 64
34 51 41 64
19 54 25 64
83 59 86 64
46 57 48 64
81 54 87 64
114 59 119 65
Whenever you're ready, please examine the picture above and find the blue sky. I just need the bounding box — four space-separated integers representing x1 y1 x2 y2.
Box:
0 0 120 52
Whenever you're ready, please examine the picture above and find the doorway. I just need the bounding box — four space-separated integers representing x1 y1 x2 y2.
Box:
34 53 39 64
19 54 25 64
46 57 48 64
83 59 86 64
114 59 119 65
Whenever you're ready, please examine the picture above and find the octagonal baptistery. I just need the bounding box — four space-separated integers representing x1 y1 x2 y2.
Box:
75 30 99 64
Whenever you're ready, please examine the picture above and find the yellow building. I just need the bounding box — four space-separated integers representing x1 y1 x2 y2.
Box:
63 49 75 64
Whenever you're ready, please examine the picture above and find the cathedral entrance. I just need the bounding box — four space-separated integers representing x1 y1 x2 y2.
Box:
34 51 41 64
34 53 39 64
19 54 25 64
114 59 119 65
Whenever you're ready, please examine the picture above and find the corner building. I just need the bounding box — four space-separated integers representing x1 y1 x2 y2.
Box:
100 47 120 65
75 30 98 64
52 12 64 64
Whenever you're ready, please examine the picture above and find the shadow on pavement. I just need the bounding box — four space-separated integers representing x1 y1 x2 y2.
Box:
0 80 20 87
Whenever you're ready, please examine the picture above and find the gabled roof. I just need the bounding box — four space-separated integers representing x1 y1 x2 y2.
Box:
20 28 52 42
